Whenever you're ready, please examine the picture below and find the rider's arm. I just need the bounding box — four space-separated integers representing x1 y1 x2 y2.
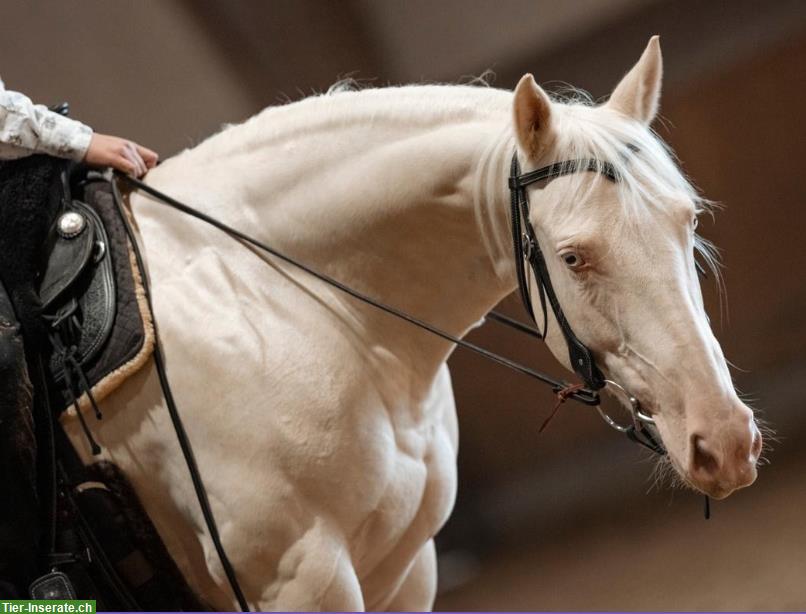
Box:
0 77 92 161
0 77 158 176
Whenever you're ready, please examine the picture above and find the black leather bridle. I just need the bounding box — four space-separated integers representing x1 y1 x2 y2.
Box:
509 153 614 391
508 152 665 456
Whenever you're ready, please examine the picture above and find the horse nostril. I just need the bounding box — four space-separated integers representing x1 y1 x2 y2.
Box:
691 435 720 476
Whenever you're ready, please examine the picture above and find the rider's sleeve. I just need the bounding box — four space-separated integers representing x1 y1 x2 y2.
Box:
0 77 92 162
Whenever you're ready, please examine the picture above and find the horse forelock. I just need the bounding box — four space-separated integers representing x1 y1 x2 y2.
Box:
545 91 722 281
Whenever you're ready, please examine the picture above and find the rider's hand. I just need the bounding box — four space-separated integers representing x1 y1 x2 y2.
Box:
83 133 158 177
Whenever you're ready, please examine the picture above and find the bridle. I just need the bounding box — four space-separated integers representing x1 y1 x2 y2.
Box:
108 152 685 609
508 152 664 454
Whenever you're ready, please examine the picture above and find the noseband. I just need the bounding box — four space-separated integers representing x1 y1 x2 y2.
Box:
508 152 663 454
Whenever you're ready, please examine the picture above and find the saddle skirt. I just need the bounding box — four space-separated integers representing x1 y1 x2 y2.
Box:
41 169 154 415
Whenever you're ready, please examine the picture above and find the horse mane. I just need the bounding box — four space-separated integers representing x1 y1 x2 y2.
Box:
180 79 722 281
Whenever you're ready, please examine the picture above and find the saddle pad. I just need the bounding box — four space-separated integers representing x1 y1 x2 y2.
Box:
55 177 154 414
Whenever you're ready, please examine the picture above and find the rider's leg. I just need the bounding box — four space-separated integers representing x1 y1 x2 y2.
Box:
0 280 38 596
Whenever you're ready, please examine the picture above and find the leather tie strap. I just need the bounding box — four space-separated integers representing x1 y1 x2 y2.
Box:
539 383 586 433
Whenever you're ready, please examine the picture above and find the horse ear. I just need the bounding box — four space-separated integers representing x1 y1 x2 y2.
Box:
607 36 663 124
513 74 554 158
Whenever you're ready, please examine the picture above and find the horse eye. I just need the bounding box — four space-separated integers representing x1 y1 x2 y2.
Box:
562 252 583 268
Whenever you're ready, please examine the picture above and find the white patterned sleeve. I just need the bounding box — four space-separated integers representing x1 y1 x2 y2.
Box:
0 77 92 161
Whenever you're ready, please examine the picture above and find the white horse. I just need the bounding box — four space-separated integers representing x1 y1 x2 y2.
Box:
63 37 761 610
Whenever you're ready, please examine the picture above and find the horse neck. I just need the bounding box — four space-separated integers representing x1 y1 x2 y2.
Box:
155 90 519 382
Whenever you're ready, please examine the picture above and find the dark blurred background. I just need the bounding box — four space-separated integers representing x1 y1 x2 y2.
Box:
4 1 805 610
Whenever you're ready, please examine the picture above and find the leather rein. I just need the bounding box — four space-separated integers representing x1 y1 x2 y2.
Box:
116 157 668 451
107 153 676 609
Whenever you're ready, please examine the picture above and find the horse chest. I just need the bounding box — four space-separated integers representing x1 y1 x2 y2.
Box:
345 366 459 576
365 421 453 532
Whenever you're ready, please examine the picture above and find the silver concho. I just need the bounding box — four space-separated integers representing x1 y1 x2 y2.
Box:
57 211 86 238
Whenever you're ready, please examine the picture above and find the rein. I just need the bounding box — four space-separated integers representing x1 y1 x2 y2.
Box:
115 164 667 449
114 172 602 405
109 177 251 611
108 156 675 608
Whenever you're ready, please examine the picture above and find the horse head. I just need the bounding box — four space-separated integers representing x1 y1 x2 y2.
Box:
511 37 761 499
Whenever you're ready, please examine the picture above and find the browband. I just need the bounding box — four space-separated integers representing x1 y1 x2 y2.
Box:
509 158 619 190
